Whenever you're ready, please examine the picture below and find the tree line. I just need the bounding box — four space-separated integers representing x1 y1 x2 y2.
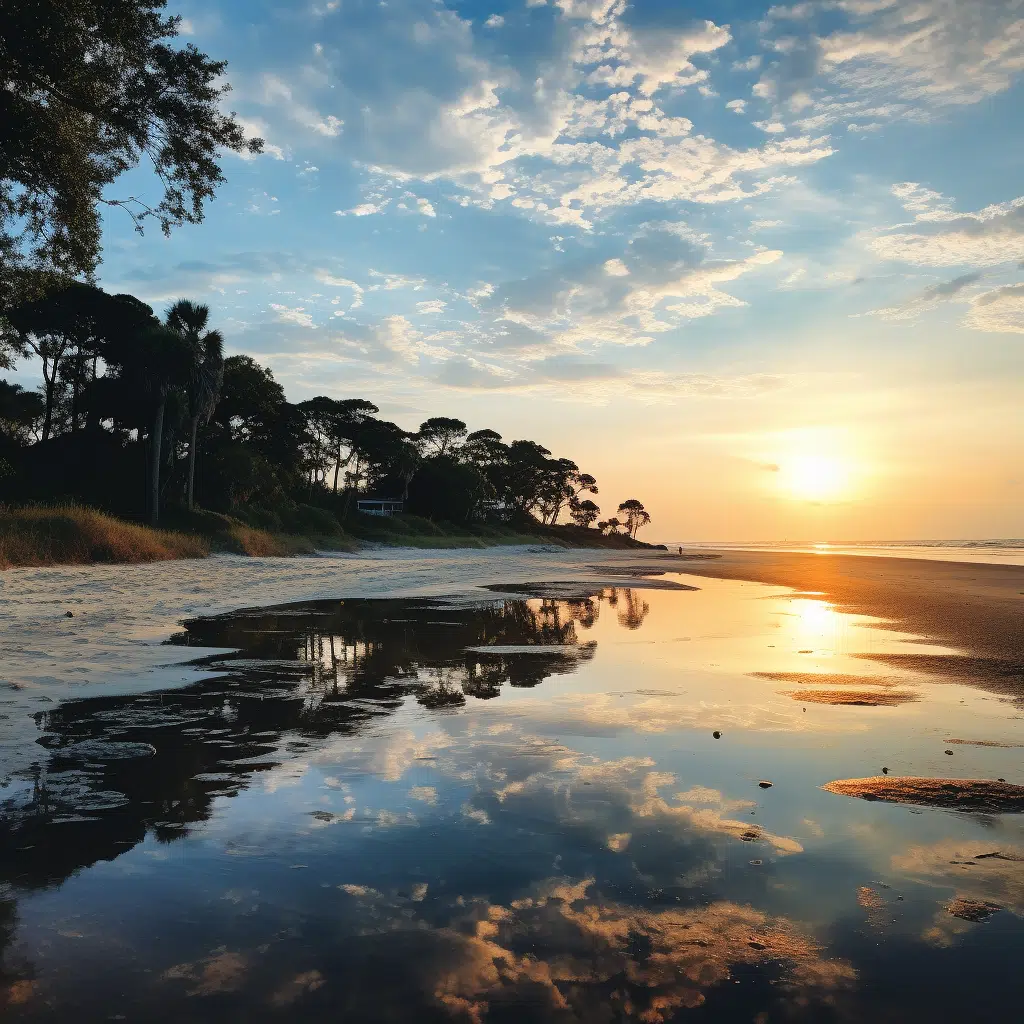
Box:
0 281 652 539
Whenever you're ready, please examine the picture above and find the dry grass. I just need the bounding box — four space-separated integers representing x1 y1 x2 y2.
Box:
0 505 209 569
217 524 317 557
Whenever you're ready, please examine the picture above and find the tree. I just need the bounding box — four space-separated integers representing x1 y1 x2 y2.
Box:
0 380 44 441
2 281 115 439
417 417 467 458
331 399 379 493
605 517 623 535
137 319 192 524
569 498 600 528
166 300 224 509
617 499 651 539
0 0 261 290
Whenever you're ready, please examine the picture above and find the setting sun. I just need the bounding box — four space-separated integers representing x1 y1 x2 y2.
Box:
780 455 850 502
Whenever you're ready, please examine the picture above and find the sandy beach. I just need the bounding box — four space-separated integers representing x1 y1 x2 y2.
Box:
4 544 1024 1021
661 548 1024 696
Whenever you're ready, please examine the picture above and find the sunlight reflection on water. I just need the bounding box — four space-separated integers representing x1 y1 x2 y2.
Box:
1 579 1022 1021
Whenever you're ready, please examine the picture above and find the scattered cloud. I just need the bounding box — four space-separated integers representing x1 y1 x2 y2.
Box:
870 193 1024 267
963 282 1024 333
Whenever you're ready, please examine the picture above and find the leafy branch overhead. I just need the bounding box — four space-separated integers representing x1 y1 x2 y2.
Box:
0 0 261 290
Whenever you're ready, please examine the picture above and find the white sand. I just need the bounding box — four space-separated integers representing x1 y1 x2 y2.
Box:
0 546 653 779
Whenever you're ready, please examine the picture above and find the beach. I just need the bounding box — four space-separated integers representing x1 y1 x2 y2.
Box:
3 545 1024 1021
672 548 1024 693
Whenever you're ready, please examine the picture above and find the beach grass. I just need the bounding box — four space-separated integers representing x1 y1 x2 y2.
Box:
0 503 658 569
0 505 210 568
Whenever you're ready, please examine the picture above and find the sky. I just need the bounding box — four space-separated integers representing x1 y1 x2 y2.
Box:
31 0 1024 539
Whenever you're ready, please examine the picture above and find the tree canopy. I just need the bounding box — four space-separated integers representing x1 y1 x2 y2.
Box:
0 0 260 293
1 283 653 541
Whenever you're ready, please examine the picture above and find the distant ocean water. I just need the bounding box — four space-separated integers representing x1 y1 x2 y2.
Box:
667 539 1024 567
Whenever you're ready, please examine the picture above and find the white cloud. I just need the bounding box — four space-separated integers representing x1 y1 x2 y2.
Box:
416 197 437 217
484 14 504 28
603 258 629 276
311 114 344 137
870 194 1024 267
368 270 427 291
335 201 389 217
725 98 747 113
269 304 317 329
416 299 447 314
963 283 1024 333
313 270 365 309
756 0 1024 126
236 1 835 230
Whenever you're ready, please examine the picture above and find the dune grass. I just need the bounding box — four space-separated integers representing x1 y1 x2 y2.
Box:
0 505 210 569
1 503 656 569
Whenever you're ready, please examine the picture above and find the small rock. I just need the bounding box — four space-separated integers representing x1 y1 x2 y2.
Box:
712 731 722 739
758 781 773 789
882 767 889 774
945 749 954 755
65 611 74 618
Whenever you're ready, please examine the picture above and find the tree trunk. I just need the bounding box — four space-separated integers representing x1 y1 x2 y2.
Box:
149 393 166 526
186 415 199 510
41 359 55 442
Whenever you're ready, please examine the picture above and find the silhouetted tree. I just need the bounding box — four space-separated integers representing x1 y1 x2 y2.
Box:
417 416 467 458
569 498 600 528
2 281 117 439
139 317 192 524
617 499 651 539
166 300 224 509
0 381 43 441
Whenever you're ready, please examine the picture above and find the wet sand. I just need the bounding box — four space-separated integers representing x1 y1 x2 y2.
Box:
822 777 1024 811
666 549 1024 696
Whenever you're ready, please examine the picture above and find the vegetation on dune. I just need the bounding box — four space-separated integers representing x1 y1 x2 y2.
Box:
1 282 657 564
0 505 208 568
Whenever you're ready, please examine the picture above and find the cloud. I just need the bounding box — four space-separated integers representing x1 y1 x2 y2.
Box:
335 201 389 216
232 0 834 229
484 14 504 28
754 0 1024 129
416 197 437 217
416 299 447 314
269 303 317 329
313 269 365 309
865 270 984 321
870 194 1024 267
963 283 1024 333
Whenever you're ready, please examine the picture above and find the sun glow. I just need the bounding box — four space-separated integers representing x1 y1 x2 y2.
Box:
780 454 850 502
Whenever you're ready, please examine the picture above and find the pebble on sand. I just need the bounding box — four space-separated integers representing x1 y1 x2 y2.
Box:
758 781 773 789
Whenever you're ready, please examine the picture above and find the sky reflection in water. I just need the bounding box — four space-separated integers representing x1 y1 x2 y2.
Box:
2 577 1024 1021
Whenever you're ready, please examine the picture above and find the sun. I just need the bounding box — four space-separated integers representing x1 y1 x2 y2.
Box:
780 454 849 501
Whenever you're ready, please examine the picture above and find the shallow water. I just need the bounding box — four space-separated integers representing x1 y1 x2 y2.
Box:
2 575 1024 1020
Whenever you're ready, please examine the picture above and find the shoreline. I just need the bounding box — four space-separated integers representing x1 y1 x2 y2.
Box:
666 548 1024 698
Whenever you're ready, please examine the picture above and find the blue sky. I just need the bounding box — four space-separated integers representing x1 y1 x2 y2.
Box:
47 0 1024 538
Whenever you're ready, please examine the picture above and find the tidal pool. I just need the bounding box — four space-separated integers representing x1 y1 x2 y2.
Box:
2 576 1023 1020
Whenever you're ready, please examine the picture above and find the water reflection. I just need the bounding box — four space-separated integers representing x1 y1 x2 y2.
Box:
2 582 1024 1020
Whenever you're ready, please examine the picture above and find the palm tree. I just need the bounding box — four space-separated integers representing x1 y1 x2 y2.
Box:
167 300 225 510
139 322 191 526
